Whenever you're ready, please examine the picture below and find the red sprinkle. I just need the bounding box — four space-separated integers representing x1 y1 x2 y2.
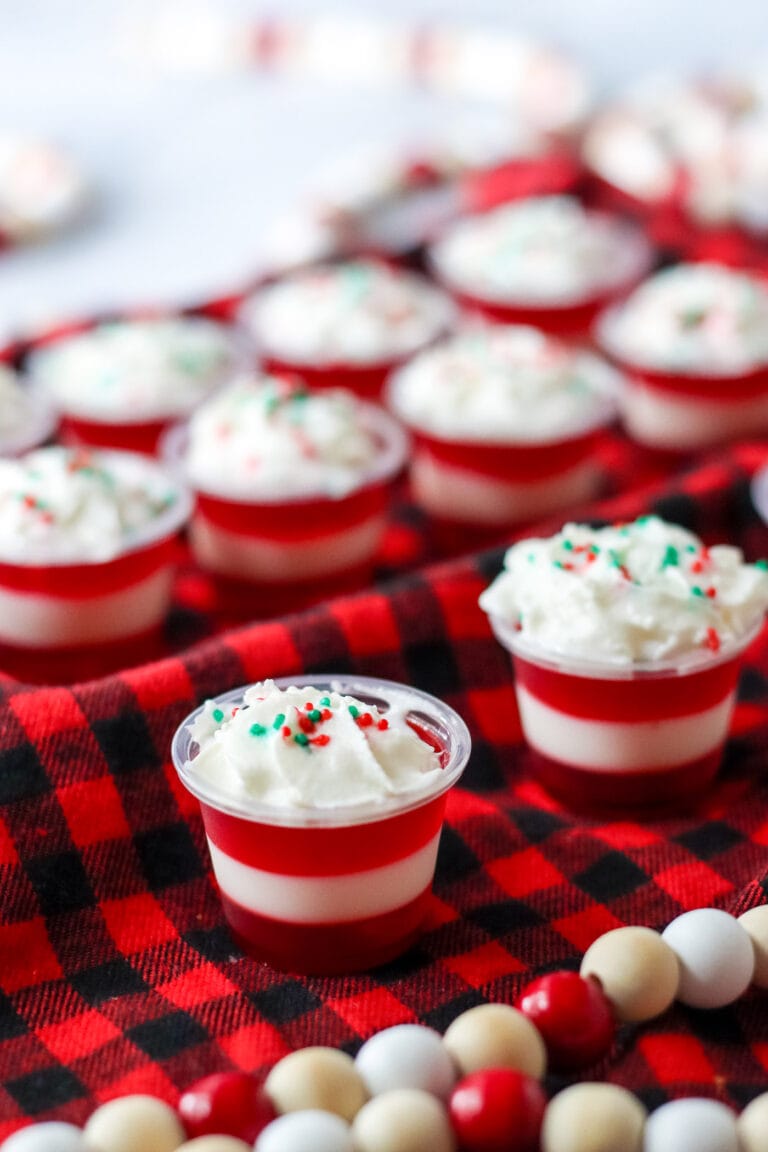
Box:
705 627 721 652
377 718 389 730
281 726 292 739
321 708 332 721
355 713 374 728
297 715 315 734
304 703 314 711
22 494 37 510
706 587 717 598
691 560 704 574
310 734 331 747
618 564 632 581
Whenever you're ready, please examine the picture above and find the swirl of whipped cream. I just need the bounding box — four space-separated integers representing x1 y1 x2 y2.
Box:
388 325 618 442
430 195 650 304
480 515 768 666
0 446 189 563
599 264 768 374
240 260 454 364
187 680 442 809
29 317 239 421
182 375 403 499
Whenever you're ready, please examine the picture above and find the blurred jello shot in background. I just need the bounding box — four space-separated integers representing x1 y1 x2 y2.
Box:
428 195 653 340
386 324 619 548
0 445 191 682
171 675 471 973
238 259 455 398
596 263 768 450
28 315 242 454
0 363 57 457
163 374 407 612
480 515 768 813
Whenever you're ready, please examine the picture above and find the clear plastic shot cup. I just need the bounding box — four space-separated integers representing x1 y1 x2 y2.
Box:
487 614 765 814
171 675 472 974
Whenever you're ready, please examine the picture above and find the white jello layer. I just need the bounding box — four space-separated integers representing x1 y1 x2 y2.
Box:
516 684 735 772
622 385 768 449
411 452 600 525
207 831 441 924
190 514 385 580
0 567 173 648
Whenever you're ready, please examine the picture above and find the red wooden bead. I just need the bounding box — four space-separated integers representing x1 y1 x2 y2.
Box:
178 1071 276 1142
448 1067 546 1152
515 971 616 1070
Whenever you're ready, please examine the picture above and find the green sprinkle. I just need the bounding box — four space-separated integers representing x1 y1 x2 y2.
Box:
756 559 768 570
553 560 565 569
250 723 267 737
294 732 310 746
212 708 224 722
691 586 704 597
272 713 286 729
309 709 322 722
562 540 574 551
590 544 600 554
348 704 360 718
608 549 622 568
661 545 679 569
319 696 331 707
636 514 651 524
686 544 697 553
527 552 536 563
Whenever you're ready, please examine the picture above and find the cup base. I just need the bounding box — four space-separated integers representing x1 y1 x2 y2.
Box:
530 747 723 817
219 887 433 975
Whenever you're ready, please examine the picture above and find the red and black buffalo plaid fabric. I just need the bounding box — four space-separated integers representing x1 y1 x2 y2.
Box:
2 437 768 1135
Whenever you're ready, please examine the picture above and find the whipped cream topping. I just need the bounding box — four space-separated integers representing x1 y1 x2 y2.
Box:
0 135 86 240
388 325 618 442
29 317 239 422
183 375 397 499
599 264 768 374
583 75 768 230
187 679 443 809
0 446 187 563
430 196 649 305
241 260 454 364
480 515 768 666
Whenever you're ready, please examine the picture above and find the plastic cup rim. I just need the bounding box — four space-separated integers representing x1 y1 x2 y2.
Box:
487 612 765 680
171 673 472 828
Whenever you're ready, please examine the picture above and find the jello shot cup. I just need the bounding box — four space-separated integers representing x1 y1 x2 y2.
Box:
595 264 768 452
27 315 243 455
480 516 768 812
171 675 471 974
238 259 455 399
0 447 191 682
428 195 653 341
163 376 408 613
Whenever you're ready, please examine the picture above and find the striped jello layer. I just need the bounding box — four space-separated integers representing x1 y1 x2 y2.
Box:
512 651 744 811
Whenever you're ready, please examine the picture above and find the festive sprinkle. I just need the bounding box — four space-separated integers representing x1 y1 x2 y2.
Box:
272 713 286 729
691 586 704 597
297 714 315 734
562 540 574 551
706 587 717 598
705 627 721 652
355 712 374 728
310 734 331 747
756 560 768 570
377 718 389 730
249 723 267 736
319 697 331 707
212 708 224 723
348 704 360 718
294 732 310 747
281 725 292 739
661 545 679 568
308 709 322 722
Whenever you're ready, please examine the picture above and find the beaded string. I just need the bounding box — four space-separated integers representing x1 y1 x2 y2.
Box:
5 904 768 1152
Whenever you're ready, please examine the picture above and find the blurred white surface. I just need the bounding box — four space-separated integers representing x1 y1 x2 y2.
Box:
0 0 766 335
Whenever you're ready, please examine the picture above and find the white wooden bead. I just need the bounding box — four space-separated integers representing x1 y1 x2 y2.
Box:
643 1098 739 1152
738 907 768 988
254 1109 354 1152
443 1003 547 1078
580 927 679 1022
737 1091 768 1152
351 1089 456 1152
175 1140 251 1152
1 1123 87 1152
542 1082 646 1152
354 1025 456 1099
264 1047 367 1121
83 1096 185 1152
661 909 754 1009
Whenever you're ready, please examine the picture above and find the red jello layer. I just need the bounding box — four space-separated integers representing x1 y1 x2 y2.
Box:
531 747 723 815
445 288 624 339
0 538 174 598
411 429 601 482
220 887 433 974
195 481 388 540
260 354 401 399
614 360 768 402
200 792 447 876
461 151 581 215
59 414 170 455
513 653 740 721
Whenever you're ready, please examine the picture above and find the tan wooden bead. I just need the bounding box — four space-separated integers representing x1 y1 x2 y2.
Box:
175 1140 251 1152
737 1090 768 1152
738 907 768 989
351 1089 456 1152
443 1003 547 1079
264 1047 367 1122
580 926 679 1022
541 1082 646 1152
83 1095 185 1152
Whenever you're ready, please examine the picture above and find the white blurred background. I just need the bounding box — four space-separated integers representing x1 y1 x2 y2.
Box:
1 0 766 333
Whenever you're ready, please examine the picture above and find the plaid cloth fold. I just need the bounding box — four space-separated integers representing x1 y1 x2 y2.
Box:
1 441 768 1133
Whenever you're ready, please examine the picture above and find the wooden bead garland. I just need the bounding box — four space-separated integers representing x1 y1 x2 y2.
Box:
3 905 768 1152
